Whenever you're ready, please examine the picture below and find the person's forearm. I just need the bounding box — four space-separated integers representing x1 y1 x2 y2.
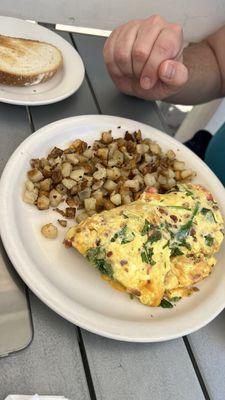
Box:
166 41 222 105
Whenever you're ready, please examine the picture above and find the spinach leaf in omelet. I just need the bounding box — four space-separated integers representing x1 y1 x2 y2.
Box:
204 234 214 247
176 202 200 241
110 225 135 244
201 208 217 223
86 247 113 278
141 244 156 265
141 219 153 236
170 247 184 257
160 299 173 308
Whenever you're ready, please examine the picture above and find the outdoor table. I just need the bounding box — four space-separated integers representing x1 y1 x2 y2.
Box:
0 24 224 400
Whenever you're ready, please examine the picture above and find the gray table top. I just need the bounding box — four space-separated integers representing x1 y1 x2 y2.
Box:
0 25 224 400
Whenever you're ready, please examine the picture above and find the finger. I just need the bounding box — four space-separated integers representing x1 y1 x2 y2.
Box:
159 59 188 88
140 24 183 90
132 15 165 78
113 76 134 96
103 27 124 78
113 20 141 77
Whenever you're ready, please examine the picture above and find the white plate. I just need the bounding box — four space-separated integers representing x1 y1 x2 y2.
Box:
0 115 225 342
0 16 84 106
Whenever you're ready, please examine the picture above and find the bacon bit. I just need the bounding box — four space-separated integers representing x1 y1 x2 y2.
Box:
64 239 72 248
147 229 155 238
129 288 141 297
192 274 201 282
170 214 178 222
190 228 196 237
107 251 113 257
207 193 213 201
146 186 158 194
158 207 168 215
147 266 152 274
120 259 128 266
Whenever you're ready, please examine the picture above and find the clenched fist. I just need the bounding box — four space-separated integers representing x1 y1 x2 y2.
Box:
103 15 188 101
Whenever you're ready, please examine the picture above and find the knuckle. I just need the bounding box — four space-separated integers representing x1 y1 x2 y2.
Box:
150 14 164 25
171 23 182 35
155 40 174 57
114 48 129 64
132 46 149 62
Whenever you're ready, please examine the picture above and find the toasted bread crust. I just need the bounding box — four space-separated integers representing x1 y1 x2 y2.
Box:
0 35 63 86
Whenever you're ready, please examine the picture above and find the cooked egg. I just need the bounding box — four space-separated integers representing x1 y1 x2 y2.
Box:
66 183 224 307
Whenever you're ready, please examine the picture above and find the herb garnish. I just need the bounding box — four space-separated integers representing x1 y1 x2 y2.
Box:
86 247 113 278
204 234 214 247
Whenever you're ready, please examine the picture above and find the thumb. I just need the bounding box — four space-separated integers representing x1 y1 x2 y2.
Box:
159 60 188 88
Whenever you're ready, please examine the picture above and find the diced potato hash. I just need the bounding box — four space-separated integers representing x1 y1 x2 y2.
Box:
23 129 196 223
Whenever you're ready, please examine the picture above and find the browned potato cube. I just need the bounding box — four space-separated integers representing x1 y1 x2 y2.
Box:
103 199 115 210
28 168 43 183
65 207 76 218
47 147 63 159
101 130 113 144
37 195 50 210
41 223 58 239
40 178 52 191
70 139 87 153
97 147 109 160
66 197 77 207
134 130 142 143
42 165 52 178
49 189 62 207
52 168 62 184
58 219 68 227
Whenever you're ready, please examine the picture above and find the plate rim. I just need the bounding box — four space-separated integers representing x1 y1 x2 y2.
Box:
0 114 225 342
0 16 85 106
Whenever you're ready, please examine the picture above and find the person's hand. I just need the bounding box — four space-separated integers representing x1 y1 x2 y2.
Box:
103 15 188 101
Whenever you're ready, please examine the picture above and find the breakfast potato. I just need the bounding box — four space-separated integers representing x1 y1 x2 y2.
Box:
24 129 196 221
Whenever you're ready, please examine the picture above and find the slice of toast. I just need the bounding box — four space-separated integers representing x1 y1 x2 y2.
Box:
0 35 63 86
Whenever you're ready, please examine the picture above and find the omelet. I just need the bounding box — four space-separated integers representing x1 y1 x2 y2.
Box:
66 183 224 307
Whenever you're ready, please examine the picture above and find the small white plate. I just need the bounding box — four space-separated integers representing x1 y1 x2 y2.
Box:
0 115 225 342
0 16 85 106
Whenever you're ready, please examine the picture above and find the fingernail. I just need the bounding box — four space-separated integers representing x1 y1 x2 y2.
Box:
140 77 151 90
163 63 176 79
